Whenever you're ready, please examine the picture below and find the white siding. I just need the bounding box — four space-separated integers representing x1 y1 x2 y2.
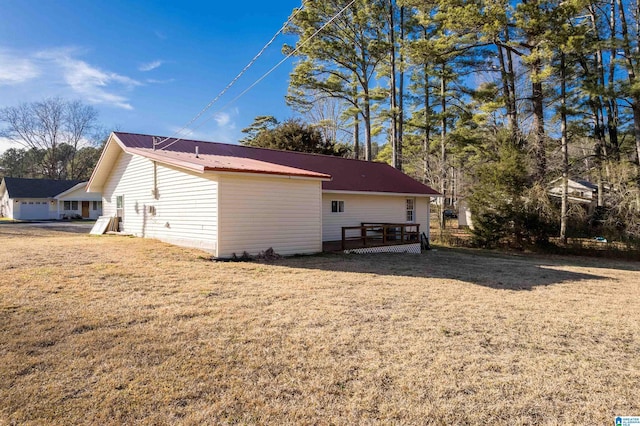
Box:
57 186 102 201
102 152 218 254
217 174 322 257
0 190 13 219
56 186 103 219
322 193 430 241
12 198 51 220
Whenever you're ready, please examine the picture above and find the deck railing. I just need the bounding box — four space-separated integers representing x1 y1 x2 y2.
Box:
341 223 420 251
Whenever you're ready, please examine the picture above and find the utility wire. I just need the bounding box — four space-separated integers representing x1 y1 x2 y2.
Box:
159 0 357 150
155 4 303 149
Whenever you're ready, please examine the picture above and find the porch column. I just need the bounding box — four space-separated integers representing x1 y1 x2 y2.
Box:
425 197 431 240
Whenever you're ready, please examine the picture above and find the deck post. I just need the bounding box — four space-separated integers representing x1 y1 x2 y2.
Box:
341 227 346 251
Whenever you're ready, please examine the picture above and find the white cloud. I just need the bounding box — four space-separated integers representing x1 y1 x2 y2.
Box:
167 109 240 144
139 60 163 72
0 137 17 155
34 47 141 110
0 51 40 85
214 112 231 127
0 47 141 110
146 78 175 84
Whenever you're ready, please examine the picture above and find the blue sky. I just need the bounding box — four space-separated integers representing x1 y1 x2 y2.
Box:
0 0 304 153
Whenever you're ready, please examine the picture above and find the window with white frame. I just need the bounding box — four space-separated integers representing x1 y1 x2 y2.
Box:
331 200 344 213
406 198 415 222
92 201 102 211
116 195 124 223
64 201 78 210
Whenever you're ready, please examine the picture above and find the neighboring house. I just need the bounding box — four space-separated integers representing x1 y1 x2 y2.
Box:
457 198 473 229
549 178 599 211
88 132 440 257
0 177 103 220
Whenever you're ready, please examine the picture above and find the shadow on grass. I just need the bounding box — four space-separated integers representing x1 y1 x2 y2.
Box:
273 247 615 291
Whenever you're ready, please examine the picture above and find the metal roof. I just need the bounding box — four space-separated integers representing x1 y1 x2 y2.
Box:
114 132 440 196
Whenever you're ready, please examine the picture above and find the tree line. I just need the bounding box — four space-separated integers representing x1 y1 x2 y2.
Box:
272 0 640 245
0 98 104 181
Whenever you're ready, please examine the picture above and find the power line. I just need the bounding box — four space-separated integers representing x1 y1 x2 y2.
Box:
159 0 357 150
154 4 303 149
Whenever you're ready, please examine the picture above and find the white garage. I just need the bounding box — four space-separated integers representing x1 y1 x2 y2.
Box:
16 200 50 220
0 177 102 221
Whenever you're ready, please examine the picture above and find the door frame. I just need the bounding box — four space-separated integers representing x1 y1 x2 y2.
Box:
81 201 90 218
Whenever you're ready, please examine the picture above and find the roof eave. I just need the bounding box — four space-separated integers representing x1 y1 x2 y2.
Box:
87 133 125 192
204 167 331 180
322 189 442 197
54 182 88 199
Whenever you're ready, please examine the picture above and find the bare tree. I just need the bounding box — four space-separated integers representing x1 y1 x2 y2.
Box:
0 98 99 179
302 94 352 149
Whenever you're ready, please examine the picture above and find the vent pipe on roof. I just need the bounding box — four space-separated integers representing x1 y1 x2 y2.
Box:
195 146 199 158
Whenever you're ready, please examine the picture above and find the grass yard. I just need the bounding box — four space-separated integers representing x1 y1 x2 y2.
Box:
1 224 639 425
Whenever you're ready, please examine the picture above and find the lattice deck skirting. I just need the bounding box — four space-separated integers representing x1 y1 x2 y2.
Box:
343 243 421 254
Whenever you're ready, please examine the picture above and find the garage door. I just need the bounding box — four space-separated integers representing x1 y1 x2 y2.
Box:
18 201 50 220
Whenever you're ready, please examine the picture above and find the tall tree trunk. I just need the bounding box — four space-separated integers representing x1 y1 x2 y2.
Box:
423 62 431 183
560 53 569 244
397 5 404 172
504 27 519 140
585 3 610 189
363 85 373 161
606 0 620 161
353 101 360 160
497 27 518 140
496 42 515 133
389 0 399 169
531 56 546 182
439 65 447 231
617 0 640 182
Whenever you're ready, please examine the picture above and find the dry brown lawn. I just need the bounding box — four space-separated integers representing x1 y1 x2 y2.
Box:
1 224 639 425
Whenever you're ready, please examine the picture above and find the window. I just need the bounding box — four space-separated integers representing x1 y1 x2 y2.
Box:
406 198 415 222
331 200 344 213
64 201 78 210
92 201 102 211
116 195 124 223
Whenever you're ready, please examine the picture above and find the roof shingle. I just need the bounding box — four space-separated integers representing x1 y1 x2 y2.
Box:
2 177 83 198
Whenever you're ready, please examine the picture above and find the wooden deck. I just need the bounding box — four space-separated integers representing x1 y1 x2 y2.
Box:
323 237 419 252
323 223 422 252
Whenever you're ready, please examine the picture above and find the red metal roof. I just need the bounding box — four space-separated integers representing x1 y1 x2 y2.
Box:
114 132 440 195
126 147 331 179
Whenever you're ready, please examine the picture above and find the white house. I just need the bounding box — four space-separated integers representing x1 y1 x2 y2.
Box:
87 132 440 257
548 178 599 211
0 177 102 220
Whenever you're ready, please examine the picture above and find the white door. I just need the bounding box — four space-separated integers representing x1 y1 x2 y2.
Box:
18 201 50 220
